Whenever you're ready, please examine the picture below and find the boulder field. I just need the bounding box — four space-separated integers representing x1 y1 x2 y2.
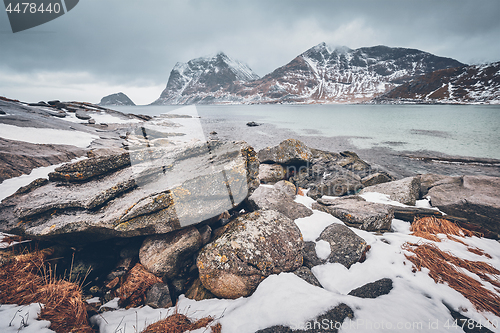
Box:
1 132 499 322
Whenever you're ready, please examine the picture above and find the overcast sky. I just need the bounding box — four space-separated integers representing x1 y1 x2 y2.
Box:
1 0 499 105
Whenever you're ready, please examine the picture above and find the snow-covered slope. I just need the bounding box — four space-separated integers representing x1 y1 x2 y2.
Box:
152 52 260 105
374 61 500 104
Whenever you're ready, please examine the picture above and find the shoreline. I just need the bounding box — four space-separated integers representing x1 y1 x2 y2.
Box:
198 118 500 179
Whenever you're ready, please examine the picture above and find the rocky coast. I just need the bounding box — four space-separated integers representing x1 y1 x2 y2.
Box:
1 97 500 333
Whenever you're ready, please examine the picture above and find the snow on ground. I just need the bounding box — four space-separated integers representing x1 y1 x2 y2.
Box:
360 191 440 211
0 303 54 333
1 188 499 332
0 156 86 203
0 123 98 148
90 200 500 333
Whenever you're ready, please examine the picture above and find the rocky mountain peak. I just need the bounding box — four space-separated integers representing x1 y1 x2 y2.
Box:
152 52 259 105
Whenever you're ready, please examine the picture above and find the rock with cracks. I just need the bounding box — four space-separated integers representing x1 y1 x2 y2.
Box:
197 210 304 299
426 175 500 239
312 196 393 231
0 140 259 243
248 182 313 220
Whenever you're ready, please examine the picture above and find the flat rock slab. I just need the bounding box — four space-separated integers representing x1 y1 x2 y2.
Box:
0 140 259 243
0 137 86 183
312 196 393 231
427 175 500 238
360 176 420 205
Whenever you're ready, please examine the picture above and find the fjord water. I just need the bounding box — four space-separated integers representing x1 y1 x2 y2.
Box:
117 104 500 160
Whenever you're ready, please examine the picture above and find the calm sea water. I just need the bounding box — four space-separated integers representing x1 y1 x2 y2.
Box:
115 104 500 160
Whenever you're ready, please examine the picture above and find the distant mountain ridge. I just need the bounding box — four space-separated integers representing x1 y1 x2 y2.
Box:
152 43 498 105
99 92 135 106
374 61 500 104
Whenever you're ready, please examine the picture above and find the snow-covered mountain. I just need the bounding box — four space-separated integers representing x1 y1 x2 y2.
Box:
240 43 465 104
153 43 465 105
374 61 500 104
152 52 260 105
99 92 135 106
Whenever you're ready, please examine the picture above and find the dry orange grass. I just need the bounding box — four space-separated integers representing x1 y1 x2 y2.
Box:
467 247 493 259
410 216 475 242
0 248 93 333
403 242 500 317
141 312 218 333
116 263 162 309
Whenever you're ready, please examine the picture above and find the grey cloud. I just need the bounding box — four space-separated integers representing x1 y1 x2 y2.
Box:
0 0 499 101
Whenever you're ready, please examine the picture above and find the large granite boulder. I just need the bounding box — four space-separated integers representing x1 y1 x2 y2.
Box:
426 175 500 239
359 176 420 206
303 224 368 269
312 196 393 231
0 140 259 243
248 182 313 220
258 139 313 164
139 226 202 280
197 210 304 299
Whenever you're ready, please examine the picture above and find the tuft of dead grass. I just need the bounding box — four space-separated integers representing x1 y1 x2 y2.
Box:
116 263 162 309
403 242 500 317
0 247 94 333
211 322 222 333
141 312 217 333
467 247 493 259
410 216 475 242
